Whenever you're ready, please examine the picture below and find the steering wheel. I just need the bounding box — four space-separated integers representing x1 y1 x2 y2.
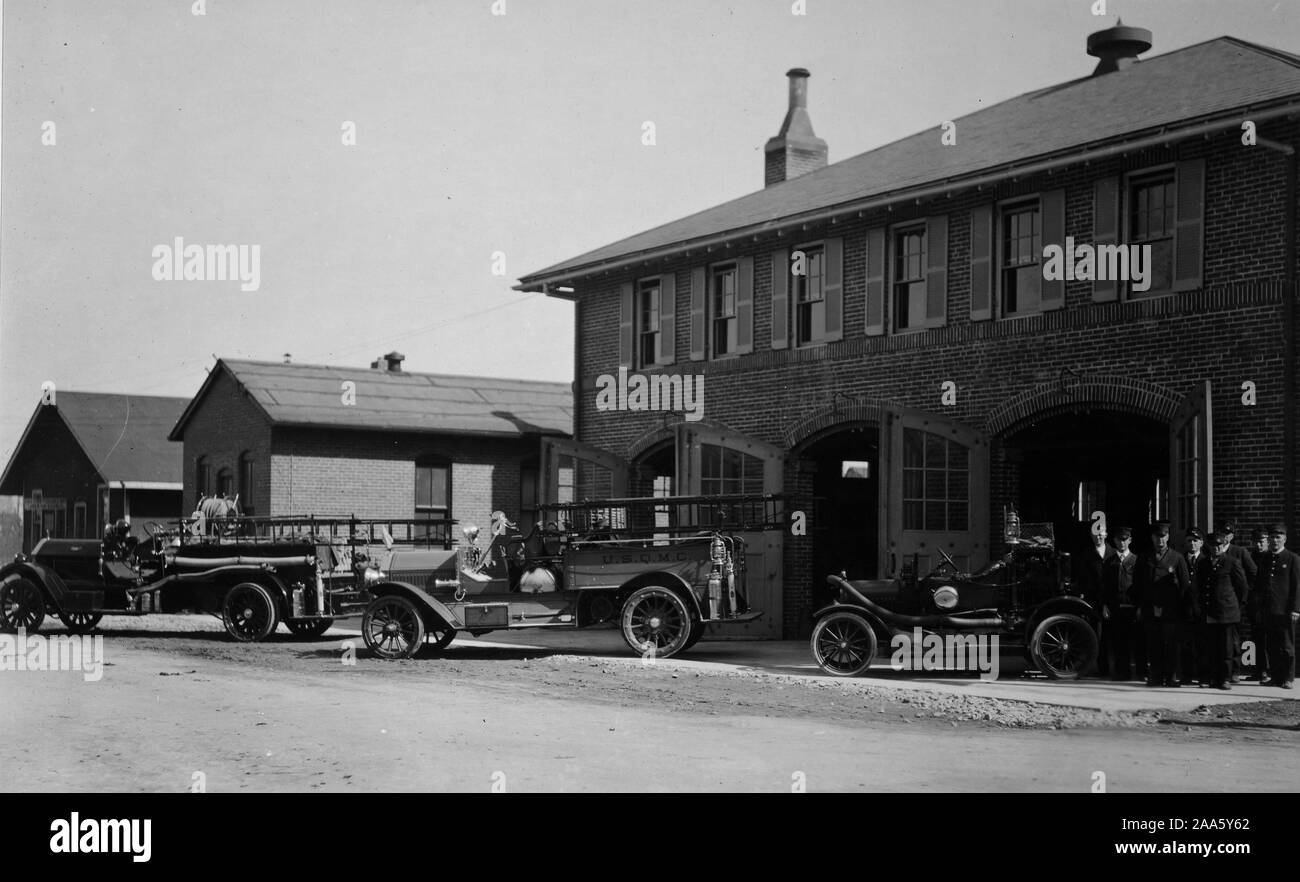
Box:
923 547 960 580
144 521 166 538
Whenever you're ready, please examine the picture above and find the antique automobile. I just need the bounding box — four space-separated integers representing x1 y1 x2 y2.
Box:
811 519 1099 680
358 500 768 660
0 511 412 642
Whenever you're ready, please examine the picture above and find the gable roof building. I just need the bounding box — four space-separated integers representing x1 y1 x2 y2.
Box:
0 392 187 548
170 355 572 533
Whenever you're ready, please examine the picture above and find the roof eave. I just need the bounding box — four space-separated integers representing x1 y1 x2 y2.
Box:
517 98 1300 295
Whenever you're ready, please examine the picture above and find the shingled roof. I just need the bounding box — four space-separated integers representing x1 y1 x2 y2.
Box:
518 36 1300 290
169 359 573 440
0 392 187 490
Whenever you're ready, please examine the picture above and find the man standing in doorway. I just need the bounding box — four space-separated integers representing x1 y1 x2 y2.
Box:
1135 521 1192 687
1075 524 1118 677
1254 523 1300 689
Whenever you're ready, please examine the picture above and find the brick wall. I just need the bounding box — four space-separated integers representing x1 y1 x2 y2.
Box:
178 368 273 515
269 427 534 527
567 120 1300 637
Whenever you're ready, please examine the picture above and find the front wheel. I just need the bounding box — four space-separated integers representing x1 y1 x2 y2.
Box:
286 618 334 639
0 577 46 633
222 582 279 642
59 611 104 634
1029 614 1098 680
620 586 692 659
362 595 425 659
811 611 878 677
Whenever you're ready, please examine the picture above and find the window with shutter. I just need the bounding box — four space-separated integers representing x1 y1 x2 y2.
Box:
999 198 1043 317
1127 168 1176 298
892 223 927 332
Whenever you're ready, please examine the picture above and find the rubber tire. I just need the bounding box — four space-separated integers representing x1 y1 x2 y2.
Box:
427 619 456 652
286 618 334 639
222 582 279 642
682 619 707 651
811 611 879 677
59 611 104 634
0 577 46 633
1029 613 1098 680
362 595 425 659
620 586 692 659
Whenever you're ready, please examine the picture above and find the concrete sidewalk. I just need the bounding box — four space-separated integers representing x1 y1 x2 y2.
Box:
330 619 1295 714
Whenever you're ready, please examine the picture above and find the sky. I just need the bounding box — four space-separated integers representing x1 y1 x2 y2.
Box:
2 0 1297 464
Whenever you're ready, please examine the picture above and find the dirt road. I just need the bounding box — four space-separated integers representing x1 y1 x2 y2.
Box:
1 622 1296 792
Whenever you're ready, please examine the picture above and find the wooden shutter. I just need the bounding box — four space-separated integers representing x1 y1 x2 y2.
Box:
969 205 993 321
736 256 754 354
822 237 843 342
618 282 634 368
1092 177 1120 303
1040 188 1066 311
771 249 789 349
657 273 676 365
865 227 885 336
1173 158 1205 293
924 216 948 328
689 267 706 361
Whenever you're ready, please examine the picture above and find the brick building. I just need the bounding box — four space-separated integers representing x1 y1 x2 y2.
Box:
518 26 1300 638
168 355 572 537
0 392 187 550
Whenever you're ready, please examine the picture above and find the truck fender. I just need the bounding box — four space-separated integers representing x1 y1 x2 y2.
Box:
369 581 465 630
616 571 704 621
0 560 71 612
812 602 894 643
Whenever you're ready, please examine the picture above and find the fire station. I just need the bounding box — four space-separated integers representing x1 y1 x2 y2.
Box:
517 24 1300 638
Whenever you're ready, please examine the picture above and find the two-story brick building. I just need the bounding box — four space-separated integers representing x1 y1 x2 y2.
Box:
518 26 1300 638
168 355 572 538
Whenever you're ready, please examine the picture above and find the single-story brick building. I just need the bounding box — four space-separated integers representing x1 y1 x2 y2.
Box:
0 392 187 550
518 25 1300 637
168 354 572 538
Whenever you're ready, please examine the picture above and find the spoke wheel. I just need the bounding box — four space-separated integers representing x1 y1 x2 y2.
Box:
811 612 878 677
59 611 104 634
362 595 425 659
620 586 691 659
1029 614 1097 680
286 618 334 639
221 582 278 642
0 577 46 633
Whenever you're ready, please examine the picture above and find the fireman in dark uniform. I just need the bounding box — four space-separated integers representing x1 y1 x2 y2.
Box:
1182 527 1208 684
1135 521 1192 687
1193 531 1248 690
1255 523 1300 688
1104 526 1139 680
1218 522 1256 682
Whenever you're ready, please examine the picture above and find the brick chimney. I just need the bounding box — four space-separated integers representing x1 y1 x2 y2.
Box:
1087 20 1152 76
371 351 405 372
764 68 828 187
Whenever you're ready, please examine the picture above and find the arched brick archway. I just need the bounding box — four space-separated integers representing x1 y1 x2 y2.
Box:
625 424 678 463
784 399 900 453
987 377 1183 437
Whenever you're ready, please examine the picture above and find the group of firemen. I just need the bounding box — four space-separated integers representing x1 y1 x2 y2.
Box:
1073 521 1300 689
